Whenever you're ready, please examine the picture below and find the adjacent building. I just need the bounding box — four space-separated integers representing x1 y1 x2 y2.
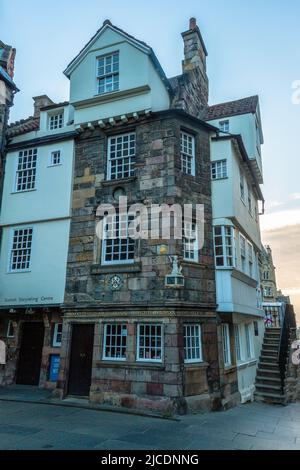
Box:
0 96 76 386
205 98 265 402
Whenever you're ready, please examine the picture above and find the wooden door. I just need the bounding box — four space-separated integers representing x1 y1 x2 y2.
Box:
68 324 94 397
16 322 45 385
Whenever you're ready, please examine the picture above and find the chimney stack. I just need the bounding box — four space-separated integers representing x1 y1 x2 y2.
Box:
32 95 54 118
180 17 209 111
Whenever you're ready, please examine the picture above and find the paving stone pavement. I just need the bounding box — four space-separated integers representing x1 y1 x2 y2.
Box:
1 399 300 450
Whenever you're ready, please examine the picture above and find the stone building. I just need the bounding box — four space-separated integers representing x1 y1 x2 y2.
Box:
260 245 278 302
54 19 229 413
0 18 272 413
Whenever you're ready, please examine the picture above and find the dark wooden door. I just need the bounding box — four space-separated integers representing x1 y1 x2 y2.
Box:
16 322 45 386
68 324 94 397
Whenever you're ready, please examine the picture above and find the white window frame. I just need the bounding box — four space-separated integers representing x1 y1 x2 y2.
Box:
96 51 119 95
248 242 254 278
137 323 163 363
14 148 38 193
240 234 247 273
103 324 127 361
180 131 195 176
211 159 227 180
184 324 203 364
234 324 242 362
48 111 64 131
49 150 61 167
53 323 63 347
8 227 33 273
219 120 229 133
245 324 254 359
101 212 135 265
107 132 136 181
183 221 199 262
222 323 232 367
213 226 234 268
7 320 14 338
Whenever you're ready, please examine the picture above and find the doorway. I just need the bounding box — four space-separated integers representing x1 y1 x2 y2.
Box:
67 324 94 397
16 322 45 386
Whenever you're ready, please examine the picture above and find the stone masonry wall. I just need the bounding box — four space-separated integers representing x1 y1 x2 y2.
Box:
65 111 215 310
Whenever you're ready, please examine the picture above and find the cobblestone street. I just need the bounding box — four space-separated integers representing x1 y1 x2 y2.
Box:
0 392 300 450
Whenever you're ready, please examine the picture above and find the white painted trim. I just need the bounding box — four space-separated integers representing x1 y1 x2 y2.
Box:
64 23 150 77
102 323 127 361
53 323 62 347
136 323 163 364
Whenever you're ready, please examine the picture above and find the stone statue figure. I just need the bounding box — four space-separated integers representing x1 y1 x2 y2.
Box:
169 256 183 276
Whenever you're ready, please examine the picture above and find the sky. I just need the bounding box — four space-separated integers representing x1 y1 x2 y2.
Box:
1 0 300 320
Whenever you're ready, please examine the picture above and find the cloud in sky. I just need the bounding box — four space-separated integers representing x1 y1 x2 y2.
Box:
262 223 300 324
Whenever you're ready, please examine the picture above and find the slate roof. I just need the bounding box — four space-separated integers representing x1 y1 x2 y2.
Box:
203 96 259 121
7 116 40 137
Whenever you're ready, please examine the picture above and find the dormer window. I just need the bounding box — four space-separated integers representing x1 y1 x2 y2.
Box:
97 52 119 95
49 111 64 130
219 120 229 133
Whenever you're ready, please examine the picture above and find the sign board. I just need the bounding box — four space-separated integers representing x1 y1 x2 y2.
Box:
49 354 60 382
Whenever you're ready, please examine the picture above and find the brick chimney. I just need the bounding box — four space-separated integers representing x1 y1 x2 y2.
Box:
32 95 54 118
180 18 209 113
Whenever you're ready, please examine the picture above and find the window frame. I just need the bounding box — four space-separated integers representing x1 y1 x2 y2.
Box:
107 132 136 181
247 242 254 278
184 324 203 364
102 323 127 362
8 227 34 273
180 131 196 176
219 120 230 133
222 323 232 367
213 225 234 268
7 320 15 338
49 150 61 167
240 234 247 273
101 211 135 266
48 111 64 131
14 148 38 193
211 159 228 180
52 323 63 348
183 221 199 263
245 323 254 359
136 323 163 363
234 324 242 362
96 51 120 95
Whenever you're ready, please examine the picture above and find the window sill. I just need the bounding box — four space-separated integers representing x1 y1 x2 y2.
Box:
184 361 209 369
224 365 236 374
47 164 62 168
211 176 229 181
11 189 37 195
91 262 141 275
7 269 31 274
96 361 165 370
101 176 137 187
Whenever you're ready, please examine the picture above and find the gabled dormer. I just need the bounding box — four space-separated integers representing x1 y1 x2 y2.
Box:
64 20 172 125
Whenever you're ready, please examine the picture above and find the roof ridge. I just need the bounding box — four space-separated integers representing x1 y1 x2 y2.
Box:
208 95 258 109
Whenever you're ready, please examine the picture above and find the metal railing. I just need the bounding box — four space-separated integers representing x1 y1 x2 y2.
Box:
277 304 297 391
